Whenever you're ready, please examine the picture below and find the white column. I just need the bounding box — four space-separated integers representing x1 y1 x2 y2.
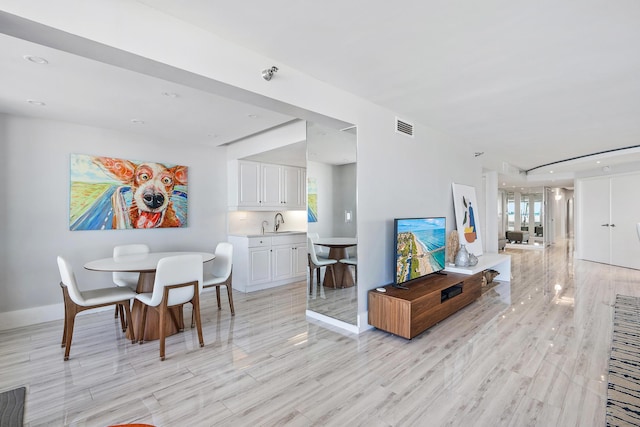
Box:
484 171 499 253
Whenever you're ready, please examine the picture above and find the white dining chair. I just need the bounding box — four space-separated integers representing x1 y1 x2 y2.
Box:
308 237 337 295
112 244 150 288
308 232 329 259
135 254 204 361
203 242 234 315
340 255 358 283
112 244 149 328
57 256 137 361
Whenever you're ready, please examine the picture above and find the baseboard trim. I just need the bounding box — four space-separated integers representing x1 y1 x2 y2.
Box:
306 310 360 335
0 303 64 331
0 303 113 331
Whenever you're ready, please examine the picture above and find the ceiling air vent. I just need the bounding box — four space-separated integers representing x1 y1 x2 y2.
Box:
395 118 414 137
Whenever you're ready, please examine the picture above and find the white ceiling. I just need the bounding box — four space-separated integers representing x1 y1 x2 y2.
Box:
0 33 296 147
3 1 640 186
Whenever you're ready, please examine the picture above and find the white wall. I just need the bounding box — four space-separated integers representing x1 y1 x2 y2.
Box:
306 161 357 238
0 114 228 327
334 163 357 238
0 3 482 332
227 210 307 236
306 161 334 238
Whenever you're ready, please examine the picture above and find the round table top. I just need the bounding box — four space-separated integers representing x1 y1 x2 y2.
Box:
84 251 215 273
314 237 357 248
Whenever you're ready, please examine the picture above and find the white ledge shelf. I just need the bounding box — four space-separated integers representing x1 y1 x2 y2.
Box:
444 252 511 282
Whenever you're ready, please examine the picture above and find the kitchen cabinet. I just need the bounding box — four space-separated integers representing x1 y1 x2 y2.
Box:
229 233 307 292
228 160 306 210
273 239 308 280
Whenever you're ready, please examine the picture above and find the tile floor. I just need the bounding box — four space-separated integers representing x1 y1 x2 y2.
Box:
0 239 636 426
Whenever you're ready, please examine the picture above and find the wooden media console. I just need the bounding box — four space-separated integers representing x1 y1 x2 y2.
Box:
368 271 483 339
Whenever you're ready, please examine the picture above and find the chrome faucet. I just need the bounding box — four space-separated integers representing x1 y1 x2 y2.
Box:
274 212 284 232
261 220 269 235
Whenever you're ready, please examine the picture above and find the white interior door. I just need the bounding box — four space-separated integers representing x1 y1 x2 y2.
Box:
610 174 640 269
578 177 611 264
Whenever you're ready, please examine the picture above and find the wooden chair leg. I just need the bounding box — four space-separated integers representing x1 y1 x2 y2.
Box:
226 284 235 315
192 290 204 348
168 309 182 332
114 304 119 319
159 303 166 361
63 307 77 361
118 304 127 332
61 303 68 348
122 302 135 343
328 265 337 289
215 286 222 310
139 305 148 344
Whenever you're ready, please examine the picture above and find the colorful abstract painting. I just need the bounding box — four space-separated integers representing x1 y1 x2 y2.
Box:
69 154 188 230
307 177 318 222
452 183 483 255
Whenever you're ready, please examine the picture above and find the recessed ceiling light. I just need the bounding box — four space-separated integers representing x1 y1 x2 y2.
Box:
596 160 601 164
248 114 258 118
23 55 48 64
130 119 145 124
27 99 46 106
161 91 179 98
549 170 554 174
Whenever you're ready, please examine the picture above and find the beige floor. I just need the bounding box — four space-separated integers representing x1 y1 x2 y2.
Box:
1 239 637 426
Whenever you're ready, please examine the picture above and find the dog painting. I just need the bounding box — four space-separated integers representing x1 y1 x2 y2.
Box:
69 154 188 230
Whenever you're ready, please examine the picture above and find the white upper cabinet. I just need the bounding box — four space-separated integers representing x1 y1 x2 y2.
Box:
229 160 306 210
236 161 261 207
261 163 282 207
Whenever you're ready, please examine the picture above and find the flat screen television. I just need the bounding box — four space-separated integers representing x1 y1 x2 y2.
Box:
394 217 447 287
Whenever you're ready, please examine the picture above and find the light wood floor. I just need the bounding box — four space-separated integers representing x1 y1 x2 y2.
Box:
2 239 638 426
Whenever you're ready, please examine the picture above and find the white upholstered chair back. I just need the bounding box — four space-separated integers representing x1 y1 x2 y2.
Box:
57 256 83 305
308 232 329 258
148 254 203 307
113 244 149 289
212 242 233 280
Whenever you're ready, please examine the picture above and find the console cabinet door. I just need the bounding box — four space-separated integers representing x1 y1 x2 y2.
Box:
248 247 271 285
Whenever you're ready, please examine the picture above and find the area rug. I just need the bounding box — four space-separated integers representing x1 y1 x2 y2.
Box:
607 295 640 426
0 386 25 427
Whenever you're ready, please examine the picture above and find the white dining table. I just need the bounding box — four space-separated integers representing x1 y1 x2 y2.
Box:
84 251 215 341
84 251 215 273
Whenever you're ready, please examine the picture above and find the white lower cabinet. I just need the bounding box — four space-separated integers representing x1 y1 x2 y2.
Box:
248 246 271 285
229 233 307 292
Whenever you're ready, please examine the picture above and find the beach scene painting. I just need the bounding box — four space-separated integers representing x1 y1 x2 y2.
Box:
452 183 483 255
307 177 318 222
395 217 447 284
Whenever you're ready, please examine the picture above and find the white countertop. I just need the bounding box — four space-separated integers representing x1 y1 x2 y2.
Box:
229 231 306 238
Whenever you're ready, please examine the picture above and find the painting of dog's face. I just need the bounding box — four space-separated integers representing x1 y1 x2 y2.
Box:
69 154 188 230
